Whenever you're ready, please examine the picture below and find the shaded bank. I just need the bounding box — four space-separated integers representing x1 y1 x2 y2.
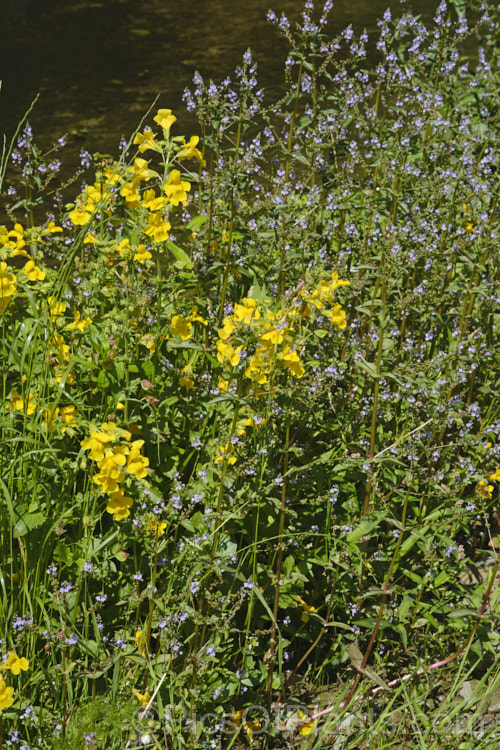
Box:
1 0 435 164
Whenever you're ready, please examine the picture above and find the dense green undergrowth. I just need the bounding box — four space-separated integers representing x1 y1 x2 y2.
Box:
1 1 500 747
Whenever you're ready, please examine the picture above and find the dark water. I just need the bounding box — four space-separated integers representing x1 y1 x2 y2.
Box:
0 0 437 168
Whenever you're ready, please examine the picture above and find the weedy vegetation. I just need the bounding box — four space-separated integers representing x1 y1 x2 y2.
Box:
0 0 499 747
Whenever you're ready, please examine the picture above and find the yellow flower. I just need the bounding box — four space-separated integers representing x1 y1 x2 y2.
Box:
48 295 66 320
140 333 156 352
488 467 500 482
128 157 153 182
279 347 305 378
51 334 71 362
171 314 193 340
297 710 315 736
133 688 150 706
134 244 152 264
218 378 229 393
22 259 46 281
189 305 208 326
142 189 165 211
135 629 148 656
119 182 141 206
163 169 191 207
0 676 15 711
233 297 260 324
133 129 158 153
1 652 29 675
8 389 37 415
478 480 494 498
178 135 205 165
298 596 318 623
44 220 63 234
214 443 237 465
325 303 347 330
68 205 92 225
216 340 242 367
232 710 262 741
106 489 133 520
146 519 167 536
68 310 92 331
245 353 269 385
60 405 77 425
117 238 131 257
83 232 98 245
180 365 195 391
145 213 171 243
217 317 237 341
127 441 149 480
81 430 114 462
7 224 26 253
153 108 177 131
0 261 17 313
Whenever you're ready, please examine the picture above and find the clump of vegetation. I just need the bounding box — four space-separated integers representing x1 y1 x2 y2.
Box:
0 1 499 747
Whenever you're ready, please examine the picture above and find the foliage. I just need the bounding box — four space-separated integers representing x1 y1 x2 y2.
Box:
0 1 499 747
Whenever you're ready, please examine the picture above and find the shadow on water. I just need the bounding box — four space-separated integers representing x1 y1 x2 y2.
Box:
0 0 436 172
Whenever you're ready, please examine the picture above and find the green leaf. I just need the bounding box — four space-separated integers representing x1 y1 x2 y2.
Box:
166 239 193 268
346 511 388 543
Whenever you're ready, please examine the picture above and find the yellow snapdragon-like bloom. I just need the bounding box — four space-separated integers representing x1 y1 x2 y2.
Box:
127 441 149 480
214 443 237 465
171 314 193 340
44 220 63 234
297 596 318 623
146 519 167 536
245 353 269 384
81 430 114 462
1 652 29 675
178 135 205 164
68 310 92 332
233 297 260 325
325 303 347 329
232 710 262 741
163 169 191 207
488 467 500 482
106 489 133 520
68 205 92 225
23 259 46 282
180 365 195 391
48 295 66 320
142 189 165 211
133 129 158 153
478 480 493 498
129 157 153 182
51 334 71 363
297 710 315 736
140 333 156 352
119 182 141 206
0 676 15 711
134 244 152 264
216 340 242 367
133 688 150 706
145 213 171 242
189 305 208 326
8 389 37 415
218 316 237 341
279 347 305 378
153 108 176 131
135 629 148 656
7 224 26 253
0 261 17 313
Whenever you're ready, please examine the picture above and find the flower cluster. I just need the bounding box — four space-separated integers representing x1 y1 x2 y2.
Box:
81 422 149 520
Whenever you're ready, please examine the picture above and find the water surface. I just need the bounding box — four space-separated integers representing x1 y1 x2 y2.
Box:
1 0 436 168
